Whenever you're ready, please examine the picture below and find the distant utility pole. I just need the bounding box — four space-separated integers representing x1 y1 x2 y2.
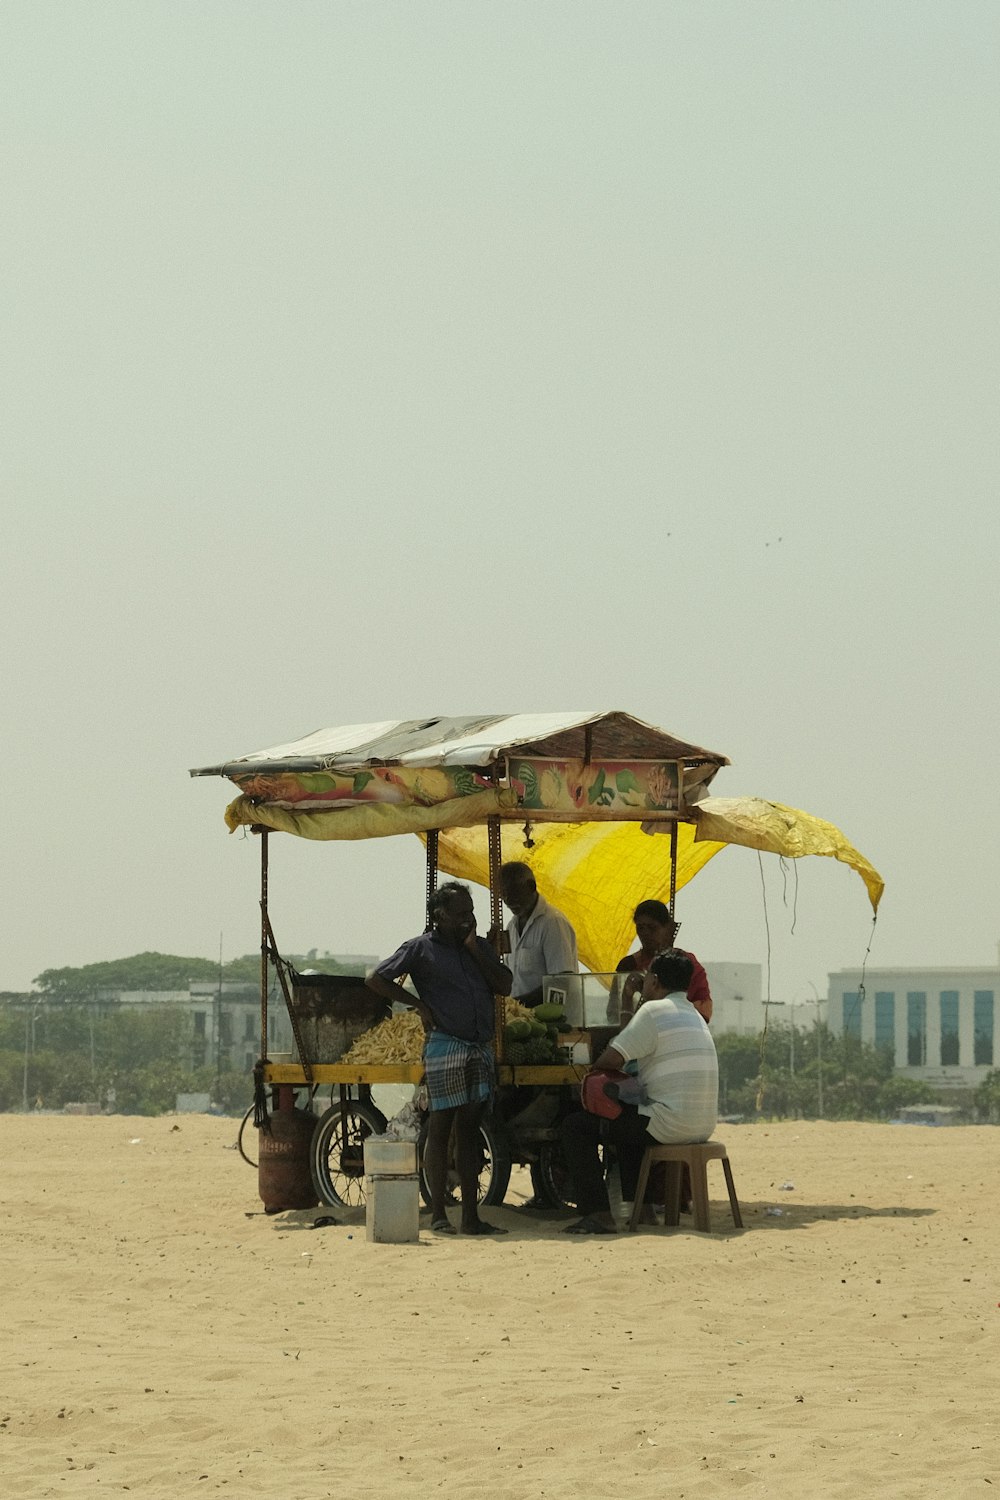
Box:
806 981 825 1117
215 933 224 1092
22 1004 39 1113
22 1008 30 1114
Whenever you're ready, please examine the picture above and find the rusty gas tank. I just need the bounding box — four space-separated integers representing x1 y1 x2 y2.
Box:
258 1103 319 1212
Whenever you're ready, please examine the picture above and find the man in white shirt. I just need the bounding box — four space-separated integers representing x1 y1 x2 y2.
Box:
499 861 578 1007
560 949 718 1234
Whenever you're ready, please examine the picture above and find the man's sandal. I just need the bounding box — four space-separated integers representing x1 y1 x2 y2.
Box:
563 1216 617 1235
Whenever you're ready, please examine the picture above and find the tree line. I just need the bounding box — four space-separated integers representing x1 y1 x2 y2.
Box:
716 1024 1000 1122
0 949 363 1116
4 952 999 1120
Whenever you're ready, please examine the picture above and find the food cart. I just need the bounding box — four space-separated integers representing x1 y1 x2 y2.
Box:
190 711 883 1211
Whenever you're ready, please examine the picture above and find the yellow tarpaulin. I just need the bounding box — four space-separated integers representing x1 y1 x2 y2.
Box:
223 788 516 839
693 797 884 914
224 786 883 978
431 799 882 976
430 821 725 977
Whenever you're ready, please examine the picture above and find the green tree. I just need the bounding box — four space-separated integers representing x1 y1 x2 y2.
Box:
715 1033 763 1113
35 953 219 999
974 1069 1000 1122
212 1069 253 1115
876 1075 944 1116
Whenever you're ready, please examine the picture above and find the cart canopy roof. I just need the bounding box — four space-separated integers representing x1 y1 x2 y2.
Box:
189 710 730 778
190 711 882 963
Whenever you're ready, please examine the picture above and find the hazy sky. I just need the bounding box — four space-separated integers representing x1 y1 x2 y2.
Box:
3 3 998 1005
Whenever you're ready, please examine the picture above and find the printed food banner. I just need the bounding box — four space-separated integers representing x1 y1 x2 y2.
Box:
228 757 688 823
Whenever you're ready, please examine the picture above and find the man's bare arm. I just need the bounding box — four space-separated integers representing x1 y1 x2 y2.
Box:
590 1044 626 1073
365 973 433 1032
463 930 513 995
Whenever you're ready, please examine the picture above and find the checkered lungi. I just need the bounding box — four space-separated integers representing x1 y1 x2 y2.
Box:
423 1031 495 1111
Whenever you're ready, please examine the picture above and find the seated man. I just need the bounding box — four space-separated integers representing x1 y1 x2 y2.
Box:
499 860 578 1007
560 949 718 1235
365 882 513 1237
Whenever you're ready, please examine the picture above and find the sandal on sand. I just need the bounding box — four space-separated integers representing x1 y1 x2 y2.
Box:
461 1221 509 1236
431 1218 457 1235
564 1216 616 1235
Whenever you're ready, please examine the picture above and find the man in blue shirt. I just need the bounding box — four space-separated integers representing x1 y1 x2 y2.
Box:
366 882 513 1236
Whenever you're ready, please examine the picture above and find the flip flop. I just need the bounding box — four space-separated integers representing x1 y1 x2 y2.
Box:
461 1221 509 1236
430 1218 457 1235
311 1216 339 1229
563 1216 617 1235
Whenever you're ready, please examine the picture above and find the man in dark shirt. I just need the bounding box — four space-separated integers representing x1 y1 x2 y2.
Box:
366 882 513 1237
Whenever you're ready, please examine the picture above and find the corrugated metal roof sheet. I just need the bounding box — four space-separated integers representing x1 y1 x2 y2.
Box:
190 711 729 777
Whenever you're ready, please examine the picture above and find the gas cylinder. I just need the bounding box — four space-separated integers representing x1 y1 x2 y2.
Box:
258 1102 319 1212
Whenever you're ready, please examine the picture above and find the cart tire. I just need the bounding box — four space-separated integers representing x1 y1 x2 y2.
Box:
310 1099 388 1208
418 1112 513 1209
529 1141 573 1209
237 1105 257 1169
530 1138 609 1211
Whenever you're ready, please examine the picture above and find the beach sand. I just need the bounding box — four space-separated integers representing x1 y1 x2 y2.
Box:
2 1115 997 1498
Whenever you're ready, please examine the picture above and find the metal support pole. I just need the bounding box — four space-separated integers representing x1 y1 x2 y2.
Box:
487 816 504 1058
425 829 439 930
260 829 269 1061
669 821 679 915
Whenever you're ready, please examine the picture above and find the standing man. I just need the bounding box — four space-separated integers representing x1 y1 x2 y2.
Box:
499 860 578 1007
365 882 512 1237
560 949 719 1235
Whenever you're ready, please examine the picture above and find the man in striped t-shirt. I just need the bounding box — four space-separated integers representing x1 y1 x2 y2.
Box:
560 949 719 1235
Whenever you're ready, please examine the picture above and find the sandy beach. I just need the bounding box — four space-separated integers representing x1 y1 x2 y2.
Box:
2 1115 997 1498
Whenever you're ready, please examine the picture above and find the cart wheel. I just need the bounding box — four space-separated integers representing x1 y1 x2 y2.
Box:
236 1105 257 1169
530 1139 609 1211
310 1099 388 1208
418 1112 513 1209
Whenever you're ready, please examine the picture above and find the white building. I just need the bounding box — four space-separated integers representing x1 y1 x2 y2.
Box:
827 965 998 1090
702 962 764 1035
109 982 292 1072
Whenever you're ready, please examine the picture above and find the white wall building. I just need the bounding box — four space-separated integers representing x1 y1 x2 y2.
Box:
702 962 764 1035
109 982 292 1072
827 965 999 1090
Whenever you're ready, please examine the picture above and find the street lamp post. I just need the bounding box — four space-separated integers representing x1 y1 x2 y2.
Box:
763 1000 795 1075
805 981 826 1118
22 1008 30 1113
22 1005 39 1113
762 1001 786 1064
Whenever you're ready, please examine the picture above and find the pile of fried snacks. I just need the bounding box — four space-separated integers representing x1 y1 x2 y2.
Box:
340 997 536 1065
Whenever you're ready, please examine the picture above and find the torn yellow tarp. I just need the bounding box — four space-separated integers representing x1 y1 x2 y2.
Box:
428 821 725 977
224 786 883 976
431 799 883 975
224 788 516 840
693 797 884 913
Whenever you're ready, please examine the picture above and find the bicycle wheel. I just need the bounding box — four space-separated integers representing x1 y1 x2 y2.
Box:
530 1138 609 1211
418 1112 513 1208
310 1099 388 1208
237 1105 257 1169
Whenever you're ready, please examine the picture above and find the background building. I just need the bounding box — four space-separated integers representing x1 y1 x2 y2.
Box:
105 953 379 1072
827 964 998 1090
702 962 764 1034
